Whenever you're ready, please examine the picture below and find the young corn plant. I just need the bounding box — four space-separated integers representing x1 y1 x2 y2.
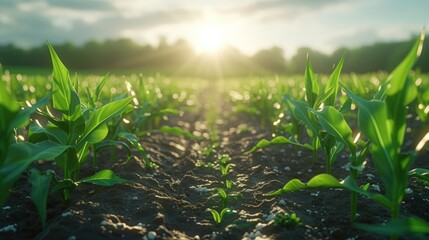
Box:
344 32 429 238
0 76 69 209
274 212 303 230
266 33 429 238
248 56 349 174
28 43 133 205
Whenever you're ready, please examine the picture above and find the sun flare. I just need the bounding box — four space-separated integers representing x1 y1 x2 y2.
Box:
195 25 224 54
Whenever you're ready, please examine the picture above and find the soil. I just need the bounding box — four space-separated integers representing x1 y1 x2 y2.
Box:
1 86 429 240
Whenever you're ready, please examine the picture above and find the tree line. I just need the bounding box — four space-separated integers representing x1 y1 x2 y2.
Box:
0 36 427 77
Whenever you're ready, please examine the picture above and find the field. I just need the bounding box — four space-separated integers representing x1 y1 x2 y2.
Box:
1 39 429 240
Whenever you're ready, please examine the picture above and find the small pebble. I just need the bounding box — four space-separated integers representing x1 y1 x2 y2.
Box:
0 224 17 233
255 223 266 231
132 196 138 200
284 166 291 171
68 236 76 240
147 231 157 240
405 188 413 194
100 220 108 225
372 184 381 192
365 173 375 180
2 206 11 210
62 211 72 217
278 199 286 206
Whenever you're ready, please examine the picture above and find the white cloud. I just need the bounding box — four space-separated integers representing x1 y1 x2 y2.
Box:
0 0 427 57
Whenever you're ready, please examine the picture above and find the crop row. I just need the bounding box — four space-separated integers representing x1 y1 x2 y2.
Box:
0 43 196 229
238 33 429 239
1 34 429 239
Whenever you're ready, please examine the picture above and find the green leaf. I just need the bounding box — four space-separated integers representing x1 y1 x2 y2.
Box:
385 33 423 148
246 136 313 154
210 209 221 224
47 42 82 120
217 188 227 199
85 123 109 144
385 32 424 99
324 56 344 106
287 98 320 138
29 124 68 144
159 126 197 139
94 73 109 104
0 141 69 205
354 217 429 236
341 176 392 209
79 169 132 186
77 97 132 148
95 139 132 161
50 179 77 193
265 174 344 196
313 106 356 155
29 169 53 227
343 87 395 186
409 168 429 182
304 56 319 108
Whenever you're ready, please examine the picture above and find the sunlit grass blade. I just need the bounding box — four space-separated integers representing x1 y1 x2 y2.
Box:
324 56 344 106
304 56 319 108
79 169 132 186
265 174 344 196
246 136 313 154
159 126 197 139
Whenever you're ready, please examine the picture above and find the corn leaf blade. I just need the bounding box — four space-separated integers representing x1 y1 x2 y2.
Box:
79 169 132 186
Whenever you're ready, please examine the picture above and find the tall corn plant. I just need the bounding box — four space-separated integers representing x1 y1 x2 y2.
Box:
343 33 429 238
29 43 132 205
0 68 69 223
267 33 429 238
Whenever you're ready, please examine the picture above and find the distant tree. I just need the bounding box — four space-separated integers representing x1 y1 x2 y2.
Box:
0 35 428 75
252 46 287 73
289 47 332 74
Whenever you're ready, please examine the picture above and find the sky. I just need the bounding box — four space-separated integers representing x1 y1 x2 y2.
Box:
0 0 428 58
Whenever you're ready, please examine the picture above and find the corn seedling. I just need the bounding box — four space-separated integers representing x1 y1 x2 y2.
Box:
274 212 303 230
210 207 230 225
247 56 349 175
28 43 133 205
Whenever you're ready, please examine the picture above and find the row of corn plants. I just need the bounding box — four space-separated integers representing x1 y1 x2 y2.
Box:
247 33 429 239
0 43 193 227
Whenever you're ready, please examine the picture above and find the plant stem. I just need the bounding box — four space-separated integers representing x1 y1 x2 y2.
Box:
63 152 71 204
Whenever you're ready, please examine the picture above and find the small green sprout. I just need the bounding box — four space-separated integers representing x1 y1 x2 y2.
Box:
218 154 232 177
274 212 303 229
210 208 229 225
225 179 233 189
195 160 214 169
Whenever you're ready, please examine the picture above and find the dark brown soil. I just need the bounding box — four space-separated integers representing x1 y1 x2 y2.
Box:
1 87 429 240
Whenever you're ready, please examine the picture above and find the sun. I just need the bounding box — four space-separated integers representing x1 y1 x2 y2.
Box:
195 25 224 54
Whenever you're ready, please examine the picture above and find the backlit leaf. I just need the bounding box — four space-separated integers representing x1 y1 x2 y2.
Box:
79 169 132 186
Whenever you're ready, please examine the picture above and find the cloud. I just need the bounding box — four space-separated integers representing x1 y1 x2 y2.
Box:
45 0 115 10
0 0 203 47
235 0 352 20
